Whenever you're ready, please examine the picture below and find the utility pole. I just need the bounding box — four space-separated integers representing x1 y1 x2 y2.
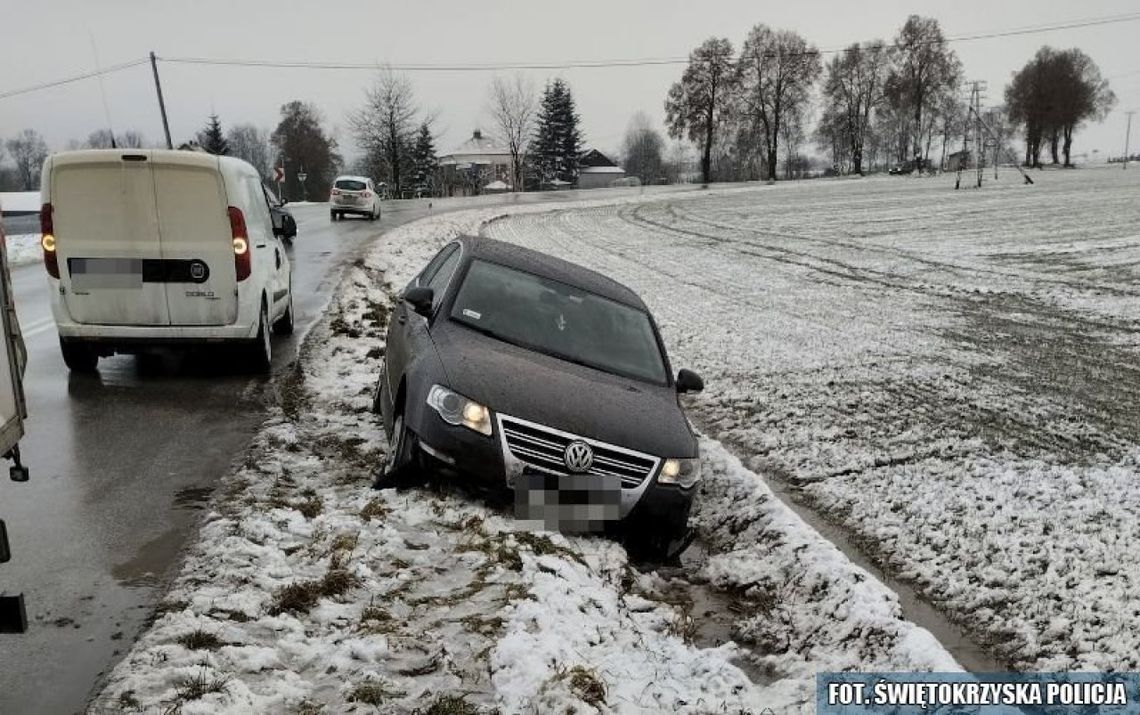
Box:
1124 111 1135 170
149 52 173 150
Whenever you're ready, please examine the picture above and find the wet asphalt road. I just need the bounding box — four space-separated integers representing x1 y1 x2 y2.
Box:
0 185 713 714
0 202 411 715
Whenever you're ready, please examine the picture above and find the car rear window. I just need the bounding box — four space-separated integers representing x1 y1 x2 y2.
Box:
449 259 668 385
335 179 366 191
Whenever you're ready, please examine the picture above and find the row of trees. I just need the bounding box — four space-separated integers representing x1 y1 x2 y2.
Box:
665 14 1114 182
348 70 586 196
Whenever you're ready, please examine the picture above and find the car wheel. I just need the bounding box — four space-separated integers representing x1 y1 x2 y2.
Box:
330 211 337 222
372 411 418 489
248 303 272 374
273 290 294 336
60 338 98 373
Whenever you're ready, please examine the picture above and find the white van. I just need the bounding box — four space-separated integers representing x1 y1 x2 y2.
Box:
39 150 293 372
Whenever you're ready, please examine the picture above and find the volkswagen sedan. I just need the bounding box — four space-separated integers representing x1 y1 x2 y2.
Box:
370 236 704 557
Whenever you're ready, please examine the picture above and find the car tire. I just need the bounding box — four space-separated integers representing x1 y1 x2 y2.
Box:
248 303 272 374
273 291 294 336
372 411 418 489
60 339 98 373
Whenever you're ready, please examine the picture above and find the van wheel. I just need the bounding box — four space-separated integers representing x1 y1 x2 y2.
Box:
248 304 272 373
273 292 294 336
60 339 98 373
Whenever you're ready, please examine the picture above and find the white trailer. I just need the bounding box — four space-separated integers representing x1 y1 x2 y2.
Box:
0 209 30 634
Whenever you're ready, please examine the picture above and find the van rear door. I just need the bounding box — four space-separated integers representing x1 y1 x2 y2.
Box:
52 152 170 325
152 157 237 326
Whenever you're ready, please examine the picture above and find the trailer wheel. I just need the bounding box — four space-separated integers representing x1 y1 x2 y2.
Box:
59 339 98 373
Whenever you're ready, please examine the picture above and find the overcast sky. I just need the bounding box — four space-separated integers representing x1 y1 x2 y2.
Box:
1 0 1137 164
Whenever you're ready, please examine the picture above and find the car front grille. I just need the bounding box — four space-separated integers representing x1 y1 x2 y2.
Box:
498 415 659 489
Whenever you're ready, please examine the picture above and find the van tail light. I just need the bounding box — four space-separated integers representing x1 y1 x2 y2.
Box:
228 206 251 281
41 203 59 279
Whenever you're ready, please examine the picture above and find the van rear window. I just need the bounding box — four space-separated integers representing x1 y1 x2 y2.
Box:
335 179 366 191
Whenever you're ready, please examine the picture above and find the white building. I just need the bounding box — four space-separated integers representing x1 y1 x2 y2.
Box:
438 130 512 196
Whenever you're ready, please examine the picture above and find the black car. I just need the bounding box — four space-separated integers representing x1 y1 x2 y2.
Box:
263 184 297 242
371 236 705 556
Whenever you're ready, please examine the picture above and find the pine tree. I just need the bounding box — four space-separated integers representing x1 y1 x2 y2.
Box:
530 78 583 186
410 122 438 195
198 114 230 155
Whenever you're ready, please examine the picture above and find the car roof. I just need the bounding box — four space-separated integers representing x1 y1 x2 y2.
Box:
455 236 649 310
334 175 371 182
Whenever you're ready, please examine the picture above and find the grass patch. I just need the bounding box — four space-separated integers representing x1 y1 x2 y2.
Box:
174 670 230 702
458 613 504 636
329 532 359 555
413 694 482 715
360 498 389 522
347 679 405 706
564 665 607 707
175 629 224 651
295 495 323 519
279 360 309 421
513 532 585 566
270 567 360 616
117 690 141 711
461 533 523 573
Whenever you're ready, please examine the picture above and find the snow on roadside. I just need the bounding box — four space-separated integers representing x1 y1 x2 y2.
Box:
4 234 42 267
94 192 958 714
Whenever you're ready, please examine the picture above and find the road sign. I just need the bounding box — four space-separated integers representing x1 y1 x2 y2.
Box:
273 166 284 183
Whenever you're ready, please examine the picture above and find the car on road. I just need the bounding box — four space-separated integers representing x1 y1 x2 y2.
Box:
40 149 294 373
330 176 381 222
264 185 298 243
371 236 705 557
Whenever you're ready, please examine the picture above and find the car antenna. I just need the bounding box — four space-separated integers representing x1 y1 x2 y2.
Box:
89 32 118 149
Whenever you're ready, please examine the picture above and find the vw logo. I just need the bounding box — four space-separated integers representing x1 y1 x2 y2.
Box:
189 261 207 281
563 440 594 473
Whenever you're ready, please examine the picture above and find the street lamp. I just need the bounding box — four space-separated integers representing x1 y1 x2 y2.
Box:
297 169 308 201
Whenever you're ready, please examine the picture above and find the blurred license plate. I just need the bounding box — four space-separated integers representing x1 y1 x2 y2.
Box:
69 258 143 290
513 469 621 532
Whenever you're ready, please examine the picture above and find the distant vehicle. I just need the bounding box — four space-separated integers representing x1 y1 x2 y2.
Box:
330 176 381 221
889 161 917 175
263 185 297 243
371 236 705 558
40 150 294 373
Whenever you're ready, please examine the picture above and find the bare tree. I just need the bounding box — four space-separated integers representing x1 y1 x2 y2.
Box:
620 112 665 183
351 68 420 195
888 15 962 171
665 38 737 184
85 129 146 149
227 124 274 179
819 41 891 175
487 74 537 192
6 129 49 190
736 26 822 181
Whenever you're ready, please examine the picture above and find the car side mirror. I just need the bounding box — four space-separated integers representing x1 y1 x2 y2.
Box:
676 368 704 394
405 286 434 317
283 214 297 239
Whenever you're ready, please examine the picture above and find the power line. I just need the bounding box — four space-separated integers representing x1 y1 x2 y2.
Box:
157 12 1140 72
0 58 147 100
2 11 1139 99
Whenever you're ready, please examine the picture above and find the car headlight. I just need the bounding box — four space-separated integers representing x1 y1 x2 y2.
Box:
426 384 492 436
659 458 701 488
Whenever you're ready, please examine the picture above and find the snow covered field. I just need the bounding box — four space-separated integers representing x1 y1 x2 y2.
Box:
92 189 962 714
4 233 42 267
483 167 1140 671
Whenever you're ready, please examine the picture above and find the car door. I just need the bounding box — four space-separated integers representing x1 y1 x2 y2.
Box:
384 244 460 416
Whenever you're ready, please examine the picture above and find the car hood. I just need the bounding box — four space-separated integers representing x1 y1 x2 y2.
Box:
429 320 697 458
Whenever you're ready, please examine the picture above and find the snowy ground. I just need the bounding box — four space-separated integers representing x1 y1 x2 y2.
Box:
92 188 961 714
482 167 1140 671
5 233 42 267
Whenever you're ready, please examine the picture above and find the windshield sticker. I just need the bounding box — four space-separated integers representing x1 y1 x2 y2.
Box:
556 314 567 331
462 308 482 320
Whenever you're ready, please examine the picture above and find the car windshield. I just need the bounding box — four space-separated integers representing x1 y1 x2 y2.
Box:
449 259 668 385
335 179 366 191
